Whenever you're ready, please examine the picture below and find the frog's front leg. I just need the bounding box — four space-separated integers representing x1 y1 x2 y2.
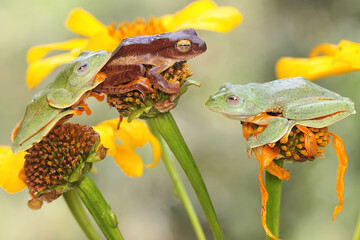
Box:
47 89 73 108
147 62 180 94
246 117 295 153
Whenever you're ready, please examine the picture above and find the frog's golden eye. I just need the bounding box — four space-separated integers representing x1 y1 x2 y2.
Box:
226 95 241 107
176 40 192 53
75 61 90 76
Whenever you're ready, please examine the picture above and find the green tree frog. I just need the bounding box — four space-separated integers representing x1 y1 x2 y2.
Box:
206 77 356 152
12 50 110 153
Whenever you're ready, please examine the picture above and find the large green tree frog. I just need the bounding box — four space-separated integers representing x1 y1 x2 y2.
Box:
206 77 355 152
12 50 110 154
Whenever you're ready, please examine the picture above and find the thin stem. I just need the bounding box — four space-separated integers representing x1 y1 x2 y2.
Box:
63 190 101 240
147 121 206 240
148 112 224 240
75 176 124 240
265 160 283 240
353 213 360 240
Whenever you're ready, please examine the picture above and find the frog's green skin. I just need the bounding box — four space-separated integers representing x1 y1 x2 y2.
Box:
12 50 110 154
206 77 356 152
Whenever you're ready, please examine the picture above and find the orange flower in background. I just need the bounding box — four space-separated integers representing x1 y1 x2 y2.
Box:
26 0 242 89
276 40 360 80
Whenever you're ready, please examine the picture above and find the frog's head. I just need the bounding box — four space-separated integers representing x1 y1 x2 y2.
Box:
206 83 264 120
157 28 207 60
66 50 110 87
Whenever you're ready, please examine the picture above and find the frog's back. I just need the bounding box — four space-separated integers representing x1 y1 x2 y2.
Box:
258 77 344 105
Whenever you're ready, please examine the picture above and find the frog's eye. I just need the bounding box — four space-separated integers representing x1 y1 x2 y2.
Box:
75 61 90 76
226 95 242 107
176 40 192 53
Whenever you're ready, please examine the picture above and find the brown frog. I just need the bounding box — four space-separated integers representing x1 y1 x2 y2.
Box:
94 28 207 95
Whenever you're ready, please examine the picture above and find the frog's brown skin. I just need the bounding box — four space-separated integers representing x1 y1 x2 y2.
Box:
95 28 207 94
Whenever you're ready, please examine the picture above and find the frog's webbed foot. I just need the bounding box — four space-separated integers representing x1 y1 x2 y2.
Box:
246 118 294 154
147 63 180 94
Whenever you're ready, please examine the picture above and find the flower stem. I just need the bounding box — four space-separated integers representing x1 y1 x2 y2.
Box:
75 176 124 240
147 121 206 240
353 213 360 240
63 190 101 240
265 159 283 240
148 112 224 240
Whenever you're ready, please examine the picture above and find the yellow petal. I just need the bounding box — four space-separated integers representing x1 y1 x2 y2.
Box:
275 56 355 80
0 146 26 193
26 50 81 89
112 145 144 177
145 134 161 169
161 0 242 33
117 120 152 147
93 120 118 154
66 8 108 37
84 31 120 52
27 38 87 64
309 43 337 57
334 40 360 69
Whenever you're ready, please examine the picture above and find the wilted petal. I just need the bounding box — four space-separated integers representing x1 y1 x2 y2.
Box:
66 8 108 37
26 50 81 89
0 146 26 193
112 146 144 177
161 0 242 33
27 38 87 64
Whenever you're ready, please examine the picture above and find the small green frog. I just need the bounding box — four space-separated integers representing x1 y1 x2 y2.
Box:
12 50 110 153
206 77 356 152
96 28 207 94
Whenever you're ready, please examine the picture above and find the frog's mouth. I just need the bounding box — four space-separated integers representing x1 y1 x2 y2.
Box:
221 113 253 121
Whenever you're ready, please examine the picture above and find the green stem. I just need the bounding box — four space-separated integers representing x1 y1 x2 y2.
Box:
148 112 224 240
75 176 124 240
265 159 283 240
63 190 101 240
147 121 206 240
353 213 360 240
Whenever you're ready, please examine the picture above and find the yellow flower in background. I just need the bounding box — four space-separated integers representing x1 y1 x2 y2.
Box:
0 146 26 193
26 0 242 89
276 40 360 80
93 119 161 177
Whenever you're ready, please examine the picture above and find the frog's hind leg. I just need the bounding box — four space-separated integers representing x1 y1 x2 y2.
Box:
147 63 180 94
99 64 146 87
247 117 295 154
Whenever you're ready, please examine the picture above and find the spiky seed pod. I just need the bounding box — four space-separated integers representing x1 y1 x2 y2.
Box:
106 62 195 121
277 126 330 161
24 123 106 209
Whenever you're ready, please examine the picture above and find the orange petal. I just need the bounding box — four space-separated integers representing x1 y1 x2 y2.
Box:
296 125 318 157
145 134 161 169
65 8 108 37
27 38 87 64
112 145 144 177
253 147 280 240
26 50 81 89
0 146 27 193
328 132 348 220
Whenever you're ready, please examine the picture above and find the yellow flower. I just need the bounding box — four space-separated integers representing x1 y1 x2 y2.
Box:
93 119 161 177
0 146 27 193
276 40 360 80
27 0 242 89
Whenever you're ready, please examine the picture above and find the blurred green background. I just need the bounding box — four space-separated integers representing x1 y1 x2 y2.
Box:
1 0 359 239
